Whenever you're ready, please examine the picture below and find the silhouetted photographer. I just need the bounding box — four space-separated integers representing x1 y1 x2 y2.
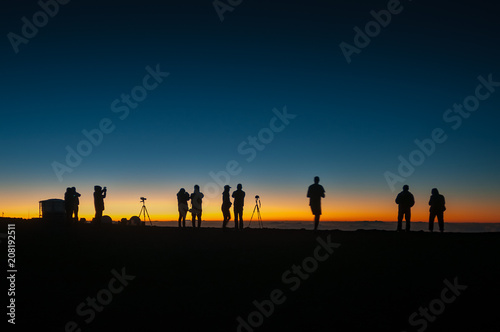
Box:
94 185 107 224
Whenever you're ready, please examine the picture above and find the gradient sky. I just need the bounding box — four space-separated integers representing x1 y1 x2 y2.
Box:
1 0 499 222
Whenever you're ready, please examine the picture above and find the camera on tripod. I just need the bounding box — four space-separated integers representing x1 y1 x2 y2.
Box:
140 197 147 202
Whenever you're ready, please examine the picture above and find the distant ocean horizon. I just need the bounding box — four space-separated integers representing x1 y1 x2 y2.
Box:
150 220 500 233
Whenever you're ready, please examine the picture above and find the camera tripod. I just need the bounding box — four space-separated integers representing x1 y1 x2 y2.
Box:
248 196 263 229
139 198 152 226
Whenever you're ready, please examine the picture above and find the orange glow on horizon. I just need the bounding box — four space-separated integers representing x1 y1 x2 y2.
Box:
1 188 498 223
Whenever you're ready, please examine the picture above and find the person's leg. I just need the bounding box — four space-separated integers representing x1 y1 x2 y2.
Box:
192 212 196 228
222 210 227 228
74 206 79 222
96 210 103 224
178 214 182 228
429 212 435 232
198 212 202 228
405 210 411 232
397 209 403 231
239 211 243 230
314 214 320 231
438 212 444 232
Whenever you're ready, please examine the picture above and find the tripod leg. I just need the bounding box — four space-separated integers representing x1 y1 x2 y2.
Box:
145 207 152 226
249 205 257 227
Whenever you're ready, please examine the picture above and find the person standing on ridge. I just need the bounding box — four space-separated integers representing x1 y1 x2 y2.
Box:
71 187 81 222
428 188 446 233
395 184 415 232
221 185 232 228
307 176 325 231
94 185 107 224
64 187 73 223
232 183 246 230
190 185 204 228
177 188 190 228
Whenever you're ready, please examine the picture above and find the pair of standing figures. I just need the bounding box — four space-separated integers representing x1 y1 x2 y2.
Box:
395 185 446 232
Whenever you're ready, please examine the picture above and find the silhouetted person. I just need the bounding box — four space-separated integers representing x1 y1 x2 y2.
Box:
232 183 245 230
177 188 190 228
71 187 81 222
307 176 325 231
395 185 415 232
222 185 232 228
190 185 204 228
429 188 446 232
64 187 73 223
94 186 107 224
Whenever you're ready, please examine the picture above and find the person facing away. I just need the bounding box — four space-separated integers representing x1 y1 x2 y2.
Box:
221 185 232 228
190 185 204 228
232 183 245 230
94 185 107 224
64 187 73 223
395 184 415 232
307 176 325 231
429 188 446 232
177 188 190 228
71 187 81 222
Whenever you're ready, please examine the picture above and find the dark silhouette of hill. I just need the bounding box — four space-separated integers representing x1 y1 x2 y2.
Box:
4 220 500 331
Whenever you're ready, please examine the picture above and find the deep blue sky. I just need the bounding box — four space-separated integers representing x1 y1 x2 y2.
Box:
1 0 499 221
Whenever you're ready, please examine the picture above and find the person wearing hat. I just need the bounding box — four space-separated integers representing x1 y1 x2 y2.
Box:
221 185 232 228
232 183 246 230
395 184 415 232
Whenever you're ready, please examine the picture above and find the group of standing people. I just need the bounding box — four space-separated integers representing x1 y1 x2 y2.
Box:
395 185 446 232
64 185 107 224
176 185 205 228
176 184 246 229
65 179 446 232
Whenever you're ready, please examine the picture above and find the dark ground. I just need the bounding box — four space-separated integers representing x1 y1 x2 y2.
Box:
2 219 500 332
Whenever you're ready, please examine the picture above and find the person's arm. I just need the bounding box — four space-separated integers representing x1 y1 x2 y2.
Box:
307 186 311 198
